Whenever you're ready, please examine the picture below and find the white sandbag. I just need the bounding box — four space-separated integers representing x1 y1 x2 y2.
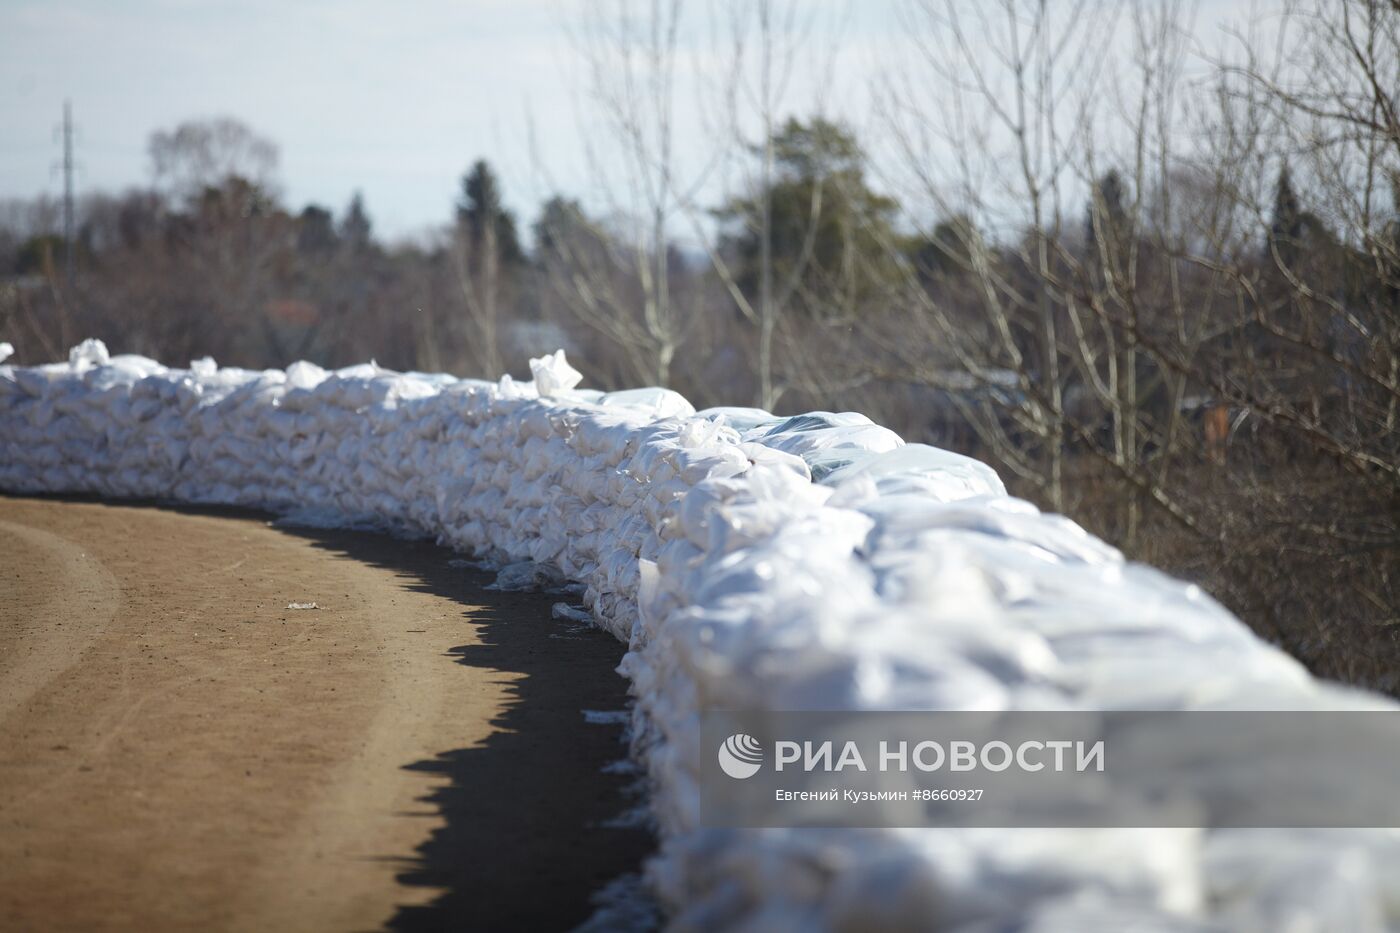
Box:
2 340 1396 933
599 387 696 419
68 338 110 370
530 349 583 397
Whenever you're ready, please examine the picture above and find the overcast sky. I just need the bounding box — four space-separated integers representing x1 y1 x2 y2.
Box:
1 0 1264 243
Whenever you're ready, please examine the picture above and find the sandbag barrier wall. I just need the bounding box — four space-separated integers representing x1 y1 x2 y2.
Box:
2 340 1398 932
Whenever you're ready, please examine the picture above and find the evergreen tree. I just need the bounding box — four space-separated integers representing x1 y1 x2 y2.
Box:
1086 169 1128 254
457 160 522 265
716 117 900 313
532 196 592 259
297 204 338 255
1270 163 1303 266
1384 171 1400 306
340 192 373 252
906 214 979 283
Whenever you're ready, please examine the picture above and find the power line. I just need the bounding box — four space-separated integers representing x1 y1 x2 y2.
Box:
62 100 74 289
51 100 78 289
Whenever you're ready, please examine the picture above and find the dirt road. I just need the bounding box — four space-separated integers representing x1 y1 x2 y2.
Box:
0 496 651 932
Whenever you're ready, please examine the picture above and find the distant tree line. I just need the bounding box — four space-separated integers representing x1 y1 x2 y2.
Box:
4 0 1400 695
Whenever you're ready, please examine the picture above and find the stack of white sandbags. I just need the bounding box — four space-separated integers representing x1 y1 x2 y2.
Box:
0 341 743 638
630 448 1400 930
3 340 1398 932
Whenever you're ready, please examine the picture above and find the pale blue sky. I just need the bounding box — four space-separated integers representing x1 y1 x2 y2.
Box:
1 0 1263 243
1 0 613 240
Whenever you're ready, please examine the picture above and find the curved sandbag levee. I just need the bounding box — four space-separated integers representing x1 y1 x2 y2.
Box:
4 339 1398 930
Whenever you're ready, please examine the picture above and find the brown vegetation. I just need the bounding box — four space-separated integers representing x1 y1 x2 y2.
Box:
4 0 1399 691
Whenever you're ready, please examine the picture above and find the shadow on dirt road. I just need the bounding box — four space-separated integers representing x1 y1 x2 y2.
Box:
280 525 655 932
0 494 654 933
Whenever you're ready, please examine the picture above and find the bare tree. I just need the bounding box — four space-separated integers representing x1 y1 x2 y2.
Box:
874 0 1133 512
854 0 1400 686
148 118 279 203
542 0 698 388
688 0 818 410
450 161 521 378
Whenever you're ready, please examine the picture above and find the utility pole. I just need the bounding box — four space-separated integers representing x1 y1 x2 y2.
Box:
61 100 75 289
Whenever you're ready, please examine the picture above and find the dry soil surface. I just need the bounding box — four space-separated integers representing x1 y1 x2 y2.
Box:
0 495 651 932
